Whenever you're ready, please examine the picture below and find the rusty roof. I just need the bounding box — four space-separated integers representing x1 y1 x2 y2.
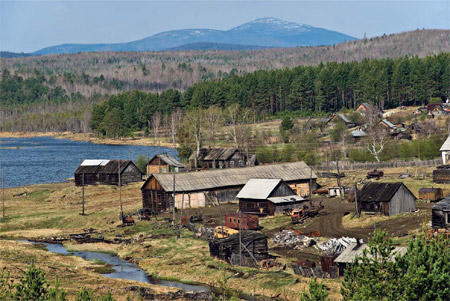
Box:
142 161 316 193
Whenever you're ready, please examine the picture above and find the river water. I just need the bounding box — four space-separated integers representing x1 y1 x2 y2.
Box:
0 137 177 188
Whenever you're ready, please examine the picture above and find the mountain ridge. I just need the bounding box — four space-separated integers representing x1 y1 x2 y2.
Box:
34 17 357 54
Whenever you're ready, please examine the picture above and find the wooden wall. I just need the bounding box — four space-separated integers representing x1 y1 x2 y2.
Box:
388 186 416 216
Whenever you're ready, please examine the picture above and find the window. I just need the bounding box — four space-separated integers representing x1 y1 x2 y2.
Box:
446 212 450 224
162 167 167 173
230 161 235 168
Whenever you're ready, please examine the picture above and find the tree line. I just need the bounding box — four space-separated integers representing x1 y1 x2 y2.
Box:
90 53 450 137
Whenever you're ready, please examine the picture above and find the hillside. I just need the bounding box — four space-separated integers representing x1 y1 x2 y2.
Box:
165 42 269 51
33 17 356 54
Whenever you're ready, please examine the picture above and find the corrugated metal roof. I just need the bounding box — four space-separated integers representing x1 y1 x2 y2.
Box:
351 129 367 137
142 161 316 193
75 160 142 175
337 113 352 124
358 182 415 203
334 242 407 263
236 179 282 199
440 135 450 151
267 195 304 204
433 198 450 211
81 159 110 166
202 148 238 161
152 154 184 168
381 119 396 129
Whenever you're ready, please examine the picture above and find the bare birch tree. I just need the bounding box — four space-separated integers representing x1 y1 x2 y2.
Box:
182 109 206 168
151 111 161 143
205 105 223 147
224 103 240 148
170 109 182 147
365 127 389 162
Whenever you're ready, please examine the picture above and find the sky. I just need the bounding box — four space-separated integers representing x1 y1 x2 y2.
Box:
1 0 449 53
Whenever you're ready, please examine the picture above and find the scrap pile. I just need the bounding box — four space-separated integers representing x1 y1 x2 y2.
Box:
317 237 360 255
273 230 316 249
197 226 215 239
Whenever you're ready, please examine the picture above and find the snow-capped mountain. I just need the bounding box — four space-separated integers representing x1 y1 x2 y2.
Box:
34 17 356 54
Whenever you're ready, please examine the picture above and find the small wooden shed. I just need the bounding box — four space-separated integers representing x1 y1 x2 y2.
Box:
357 182 416 216
237 178 306 216
74 160 143 186
208 231 268 267
432 198 450 229
146 153 184 175
224 213 259 230
418 188 443 202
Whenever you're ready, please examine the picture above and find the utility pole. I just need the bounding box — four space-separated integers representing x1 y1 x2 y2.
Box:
2 169 5 218
81 173 85 215
336 156 343 198
239 205 242 266
309 167 313 207
118 161 123 218
172 174 176 226
354 182 359 218
178 192 184 239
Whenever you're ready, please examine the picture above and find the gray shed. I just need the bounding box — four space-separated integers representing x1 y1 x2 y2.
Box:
432 198 450 229
357 182 416 216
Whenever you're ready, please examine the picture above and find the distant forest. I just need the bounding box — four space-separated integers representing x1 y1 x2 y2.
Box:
89 53 450 136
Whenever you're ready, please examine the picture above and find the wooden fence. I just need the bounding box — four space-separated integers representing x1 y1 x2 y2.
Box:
313 158 443 171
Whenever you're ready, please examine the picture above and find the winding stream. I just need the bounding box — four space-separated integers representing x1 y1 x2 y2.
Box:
23 240 212 293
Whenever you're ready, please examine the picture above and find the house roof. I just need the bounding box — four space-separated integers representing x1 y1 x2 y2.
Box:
236 178 283 199
337 113 352 124
189 148 239 162
267 195 304 204
150 154 184 168
142 161 316 193
380 119 396 129
75 160 142 175
351 129 367 137
440 135 450 151
334 242 407 264
357 182 415 203
433 198 450 211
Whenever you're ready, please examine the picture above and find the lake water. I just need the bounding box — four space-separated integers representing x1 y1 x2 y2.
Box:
0 137 177 188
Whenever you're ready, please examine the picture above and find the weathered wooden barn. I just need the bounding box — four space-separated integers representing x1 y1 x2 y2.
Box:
74 160 143 186
418 188 443 202
237 179 306 216
189 148 252 169
357 182 416 216
140 161 317 211
208 231 269 267
146 153 184 175
432 198 450 229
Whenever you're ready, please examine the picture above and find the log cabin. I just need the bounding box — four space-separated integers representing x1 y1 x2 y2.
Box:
74 160 143 186
146 153 184 175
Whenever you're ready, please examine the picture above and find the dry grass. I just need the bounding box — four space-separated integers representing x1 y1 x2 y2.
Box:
342 213 398 228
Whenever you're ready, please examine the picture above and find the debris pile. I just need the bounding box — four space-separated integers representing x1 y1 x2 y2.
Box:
197 226 215 239
317 237 360 255
273 230 316 249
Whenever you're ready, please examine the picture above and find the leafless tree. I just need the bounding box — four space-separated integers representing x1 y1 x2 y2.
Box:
205 105 223 146
170 109 182 147
182 109 206 168
420 119 437 138
224 103 240 148
151 111 161 142
365 127 389 162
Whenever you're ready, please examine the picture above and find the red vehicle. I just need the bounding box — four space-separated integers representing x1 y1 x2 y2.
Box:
224 213 259 230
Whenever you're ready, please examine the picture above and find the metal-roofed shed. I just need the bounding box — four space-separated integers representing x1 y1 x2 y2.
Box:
74 160 143 186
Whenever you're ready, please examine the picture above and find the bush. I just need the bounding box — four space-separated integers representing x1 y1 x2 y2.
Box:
300 278 328 301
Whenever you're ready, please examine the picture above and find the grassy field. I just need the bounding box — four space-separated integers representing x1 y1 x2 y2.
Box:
0 165 440 299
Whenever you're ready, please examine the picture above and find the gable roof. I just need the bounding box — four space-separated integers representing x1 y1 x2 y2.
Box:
189 148 240 161
150 153 184 168
142 161 316 193
337 113 352 124
334 242 407 264
236 178 283 199
357 182 415 203
440 135 450 151
351 129 367 137
75 160 142 175
380 119 396 129
433 198 450 211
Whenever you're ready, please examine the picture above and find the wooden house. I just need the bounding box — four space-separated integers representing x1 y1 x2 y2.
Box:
237 178 306 216
208 231 269 267
355 103 371 114
433 165 450 184
188 147 250 169
378 119 397 131
432 198 450 229
357 182 416 216
224 213 259 230
146 153 184 175
418 188 443 202
74 160 143 186
140 161 317 212
328 113 356 128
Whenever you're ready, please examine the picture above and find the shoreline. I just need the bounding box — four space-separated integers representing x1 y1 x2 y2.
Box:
0 131 178 148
